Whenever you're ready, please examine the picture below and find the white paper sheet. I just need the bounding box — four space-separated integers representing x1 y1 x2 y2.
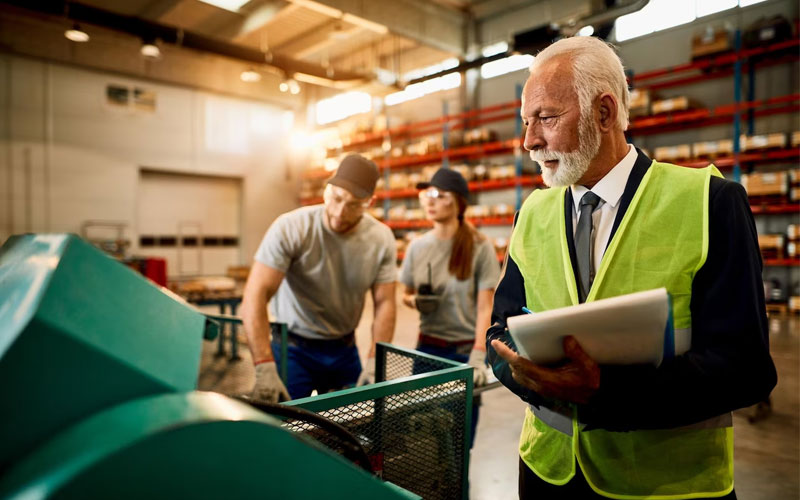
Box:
507 288 672 366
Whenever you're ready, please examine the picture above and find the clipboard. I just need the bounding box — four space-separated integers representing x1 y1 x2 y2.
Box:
507 288 676 367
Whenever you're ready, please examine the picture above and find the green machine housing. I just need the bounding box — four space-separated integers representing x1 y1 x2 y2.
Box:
0 234 418 499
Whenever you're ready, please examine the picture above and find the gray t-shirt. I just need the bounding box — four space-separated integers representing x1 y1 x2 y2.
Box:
255 205 397 339
400 231 501 342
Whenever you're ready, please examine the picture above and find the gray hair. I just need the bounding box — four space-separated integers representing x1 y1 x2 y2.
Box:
529 37 630 131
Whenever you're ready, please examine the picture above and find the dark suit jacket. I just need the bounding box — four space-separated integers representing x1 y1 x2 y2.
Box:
487 148 777 431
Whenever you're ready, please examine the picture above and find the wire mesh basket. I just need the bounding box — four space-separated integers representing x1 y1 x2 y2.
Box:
282 343 473 500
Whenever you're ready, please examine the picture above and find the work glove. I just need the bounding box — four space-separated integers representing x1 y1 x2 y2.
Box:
357 356 376 386
468 348 488 387
252 361 290 403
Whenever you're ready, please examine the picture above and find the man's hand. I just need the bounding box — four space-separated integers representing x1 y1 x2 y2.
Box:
357 356 376 386
490 336 600 404
467 348 488 387
252 361 290 403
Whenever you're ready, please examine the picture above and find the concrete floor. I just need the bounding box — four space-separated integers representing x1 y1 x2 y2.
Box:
197 291 800 499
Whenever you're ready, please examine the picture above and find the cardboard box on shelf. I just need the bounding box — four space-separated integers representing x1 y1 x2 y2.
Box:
758 234 785 258
654 145 692 162
791 131 800 148
488 165 516 180
788 169 800 186
742 171 788 197
387 205 407 221
492 204 514 217
788 241 798 258
792 187 800 202
788 224 799 241
789 296 800 314
629 88 652 118
466 205 491 218
739 133 787 152
693 139 734 158
451 164 472 181
388 173 410 190
651 96 697 115
408 172 424 188
472 164 489 181
691 27 731 59
405 208 424 221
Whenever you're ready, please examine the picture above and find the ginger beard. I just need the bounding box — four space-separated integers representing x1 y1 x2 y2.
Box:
531 105 601 187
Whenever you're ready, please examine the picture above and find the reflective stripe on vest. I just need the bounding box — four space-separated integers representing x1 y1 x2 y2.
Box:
510 162 734 499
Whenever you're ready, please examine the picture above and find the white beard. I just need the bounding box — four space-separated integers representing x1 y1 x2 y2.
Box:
531 112 601 187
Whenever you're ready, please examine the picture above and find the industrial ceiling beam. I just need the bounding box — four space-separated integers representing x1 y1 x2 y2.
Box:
287 0 467 55
272 18 361 59
0 0 368 82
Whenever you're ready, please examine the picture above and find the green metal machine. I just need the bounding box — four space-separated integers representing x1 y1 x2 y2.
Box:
0 234 419 499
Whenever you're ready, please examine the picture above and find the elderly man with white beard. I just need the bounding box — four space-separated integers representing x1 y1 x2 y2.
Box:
486 36 775 500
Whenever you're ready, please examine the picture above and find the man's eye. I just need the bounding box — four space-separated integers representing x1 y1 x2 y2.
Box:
540 116 555 124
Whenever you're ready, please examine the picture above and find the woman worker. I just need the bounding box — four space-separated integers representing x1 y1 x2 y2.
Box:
399 167 501 446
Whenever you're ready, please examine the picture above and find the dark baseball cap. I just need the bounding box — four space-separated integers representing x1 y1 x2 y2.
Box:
326 154 380 199
417 168 470 199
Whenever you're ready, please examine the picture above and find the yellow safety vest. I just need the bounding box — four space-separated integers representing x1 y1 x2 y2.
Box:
509 161 734 499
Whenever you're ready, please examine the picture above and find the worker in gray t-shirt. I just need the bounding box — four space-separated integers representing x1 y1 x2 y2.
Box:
400 167 501 446
241 154 397 402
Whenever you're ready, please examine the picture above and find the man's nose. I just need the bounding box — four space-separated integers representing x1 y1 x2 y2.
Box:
523 123 545 151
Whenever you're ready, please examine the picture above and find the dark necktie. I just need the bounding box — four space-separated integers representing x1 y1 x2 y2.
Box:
575 191 602 303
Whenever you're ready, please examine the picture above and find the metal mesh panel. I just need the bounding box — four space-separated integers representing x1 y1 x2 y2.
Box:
382 348 455 381
283 346 469 500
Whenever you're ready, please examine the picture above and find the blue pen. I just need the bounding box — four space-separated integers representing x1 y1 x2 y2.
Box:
521 306 534 314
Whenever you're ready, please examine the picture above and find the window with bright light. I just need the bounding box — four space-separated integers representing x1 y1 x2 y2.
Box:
316 92 372 125
482 41 509 57
402 58 459 83
385 73 462 106
615 0 770 42
480 54 535 79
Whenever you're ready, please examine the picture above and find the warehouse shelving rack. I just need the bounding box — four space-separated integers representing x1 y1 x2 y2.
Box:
300 29 799 274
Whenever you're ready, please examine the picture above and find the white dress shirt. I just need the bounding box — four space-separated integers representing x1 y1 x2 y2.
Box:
571 144 638 274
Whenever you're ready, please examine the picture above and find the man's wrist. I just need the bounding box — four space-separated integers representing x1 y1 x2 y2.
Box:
254 355 275 366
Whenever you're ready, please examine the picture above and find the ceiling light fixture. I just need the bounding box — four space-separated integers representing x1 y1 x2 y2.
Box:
288 79 301 95
64 23 89 43
140 41 161 59
577 25 595 37
240 68 261 82
279 81 289 93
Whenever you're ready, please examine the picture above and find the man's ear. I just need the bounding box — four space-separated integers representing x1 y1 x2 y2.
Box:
597 93 618 132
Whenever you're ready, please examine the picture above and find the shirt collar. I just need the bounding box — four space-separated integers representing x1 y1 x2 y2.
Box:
571 144 636 212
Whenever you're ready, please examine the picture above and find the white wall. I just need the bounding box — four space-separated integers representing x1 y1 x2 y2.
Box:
0 55 302 265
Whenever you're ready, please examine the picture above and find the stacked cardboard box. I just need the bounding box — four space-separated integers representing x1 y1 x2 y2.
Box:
693 139 734 158
787 224 799 258
629 88 653 118
790 170 800 202
741 171 789 198
651 96 697 114
758 234 785 259
654 144 692 162
691 27 731 59
739 133 787 152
